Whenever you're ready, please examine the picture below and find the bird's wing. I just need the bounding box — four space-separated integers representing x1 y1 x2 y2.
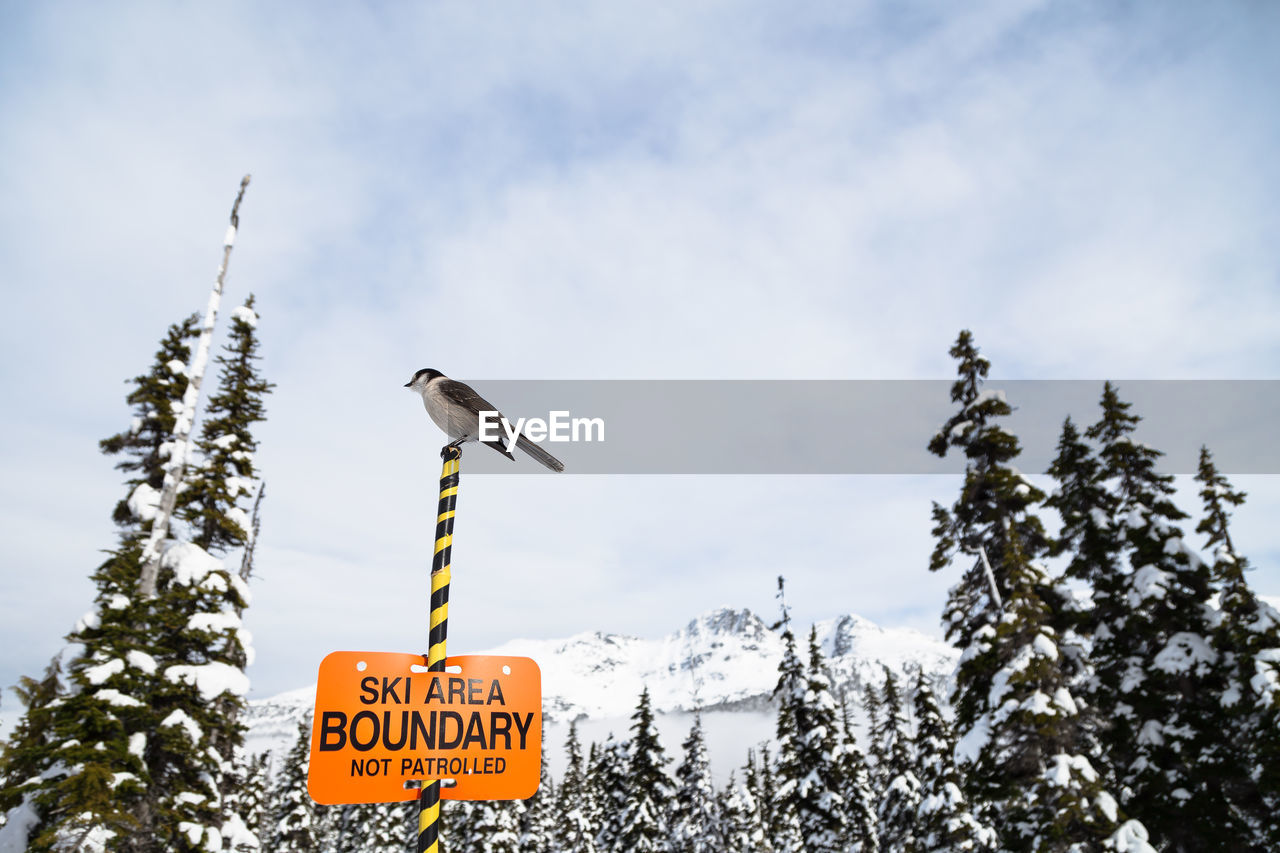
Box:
439 379 502 417
441 379 563 470
440 379 510 444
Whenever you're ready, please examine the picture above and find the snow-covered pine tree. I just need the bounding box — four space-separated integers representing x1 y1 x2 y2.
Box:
216 745 267 851
0 312 209 850
1044 415 1121 680
22 550 158 851
556 722 598 853
328 804 356 852
330 798 411 853
1085 384 1230 850
498 799 528 853
615 688 672 852
0 184 262 852
909 672 991 853
721 771 766 853
270 714 330 852
795 628 847 852
926 331 1051 654
928 334 1150 851
0 658 64 835
994 534 1147 850
466 800 523 853
353 801 415 853
1045 417 1120 601
123 541 252 851
870 667 919 853
1043 415 1121 784
752 744 778 845
927 332 1047 804
447 799 482 853
588 735 629 853
769 591 808 853
223 747 271 850
861 675 886 782
519 744 556 852
739 749 776 853
132 296 269 850
98 313 200 537
1195 447 1280 846
182 296 272 553
832 696 878 853
670 713 723 853
1063 389 1143 797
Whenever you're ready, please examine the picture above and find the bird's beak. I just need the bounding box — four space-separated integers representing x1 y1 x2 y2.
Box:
404 381 413 388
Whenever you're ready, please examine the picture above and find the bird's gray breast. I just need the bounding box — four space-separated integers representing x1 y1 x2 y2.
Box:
423 383 476 440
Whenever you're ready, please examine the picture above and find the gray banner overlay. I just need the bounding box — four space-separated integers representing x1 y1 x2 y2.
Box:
430 380 1280 475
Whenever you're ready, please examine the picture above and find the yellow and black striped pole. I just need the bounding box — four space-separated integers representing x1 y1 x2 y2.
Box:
418 444 461 853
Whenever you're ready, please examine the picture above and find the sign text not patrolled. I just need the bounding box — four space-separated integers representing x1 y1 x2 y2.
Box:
307 652 542 804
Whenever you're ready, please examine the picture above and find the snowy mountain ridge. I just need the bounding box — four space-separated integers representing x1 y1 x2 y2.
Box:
485 607 955 721
243 606 956 760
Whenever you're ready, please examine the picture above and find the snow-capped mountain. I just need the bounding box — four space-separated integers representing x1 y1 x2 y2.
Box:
243 606 955 764
485 608 954 721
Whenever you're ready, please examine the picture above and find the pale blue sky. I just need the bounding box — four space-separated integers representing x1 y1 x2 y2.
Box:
1 0 1277 700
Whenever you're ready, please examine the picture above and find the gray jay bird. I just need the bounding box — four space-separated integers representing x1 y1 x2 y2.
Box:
404 368 565 472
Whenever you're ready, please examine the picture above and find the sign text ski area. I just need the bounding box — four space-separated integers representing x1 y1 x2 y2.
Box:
309 378 563 851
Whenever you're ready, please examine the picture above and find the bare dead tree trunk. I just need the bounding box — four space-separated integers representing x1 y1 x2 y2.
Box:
138 175 251 597
239 481 265 582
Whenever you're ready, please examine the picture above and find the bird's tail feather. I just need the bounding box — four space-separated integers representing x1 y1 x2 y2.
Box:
516 435 565 472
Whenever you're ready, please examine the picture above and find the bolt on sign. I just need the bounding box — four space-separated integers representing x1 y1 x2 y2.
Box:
307 652 542 804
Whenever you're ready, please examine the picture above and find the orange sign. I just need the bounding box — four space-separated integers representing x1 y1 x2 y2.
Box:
307 652 542 804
